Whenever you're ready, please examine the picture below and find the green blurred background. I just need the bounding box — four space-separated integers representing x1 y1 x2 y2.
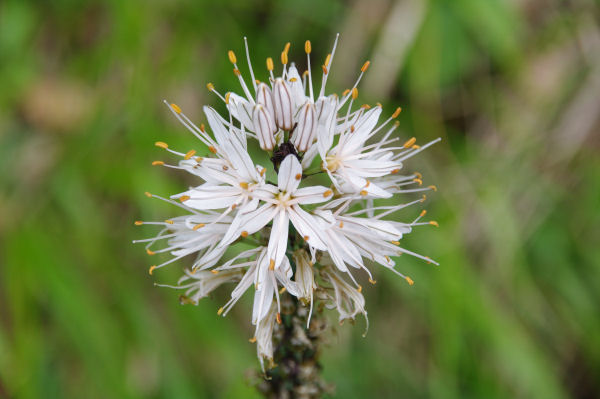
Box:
1 0 599 398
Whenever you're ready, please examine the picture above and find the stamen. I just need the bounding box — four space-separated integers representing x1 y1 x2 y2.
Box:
227 50 237 64
184 149 196 160
361 61 370 72
429 221 439 227
405 277 414 286
152 161 164 166
134 221 143 225
170 103 182 114
403 137 416 148
155 141 168 149
269 259 275 270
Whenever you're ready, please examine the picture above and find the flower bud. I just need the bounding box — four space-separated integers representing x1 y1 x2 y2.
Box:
272 78 293 131
292 102 317 152
255 83 275 122
252 104 277 150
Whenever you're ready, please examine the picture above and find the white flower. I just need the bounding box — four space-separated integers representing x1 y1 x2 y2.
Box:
135 35 440 367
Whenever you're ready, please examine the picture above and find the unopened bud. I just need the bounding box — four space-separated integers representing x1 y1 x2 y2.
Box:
255 83 275 121
292 102 317 152
252 104 277 151
272 78 293 130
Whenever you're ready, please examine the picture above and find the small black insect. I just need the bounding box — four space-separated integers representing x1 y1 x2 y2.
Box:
271 141 300 173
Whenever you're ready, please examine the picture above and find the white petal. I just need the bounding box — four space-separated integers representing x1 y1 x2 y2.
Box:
291 186 333 205
267 209 289 269
288 206 327 250
277 155 302 193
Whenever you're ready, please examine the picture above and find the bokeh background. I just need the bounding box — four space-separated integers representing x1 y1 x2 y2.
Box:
1 0 599 398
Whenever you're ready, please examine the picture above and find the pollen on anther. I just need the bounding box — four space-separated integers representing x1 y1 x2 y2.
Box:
193 223 205 231
421 194 427 202
134 221 143 226
350 125 355 133
360 190 368 196
149 265 157 275
239 182 249 189
266 57 274 71
322 65 328 74
241 231 249 238
165 219 174 224
428 185 438 192
283 42 291 54
279 287 286 294
206 82 215 91
368 278 377 285
403 137 417 148
357 285 363 293
224 92 231 104
144 192 152 198
304 40 312 54
146 249 155 256
361 104 371 109
170 103 182 114
391 169 400 174
276 313 282 324
324 53 332 67
281 51 288 65
211 270 219 275
413 178 423 186
405 277 414 286
184 149 196 160
269 259 275 270
392 107 402 118
155 141 168 149
208 146 217 154
391 240 400 245
361 60 371 72
295 173 302 180
260 168 266 176
200 124 206 132
430 221 439 227
249 337 257 343
420 210 427 217
323 189 333 197
152 161 164 166
303 235 309 241
351 87 359 100
217 307 224 316
339 221 344 228
289 77 298 82
227 50 237 64
178 195 190 202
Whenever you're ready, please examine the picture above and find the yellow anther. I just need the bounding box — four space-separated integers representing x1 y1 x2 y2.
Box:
227 50 237 64
146 248 155 255
365 180 371 187
391 241 400 245
361 104 371 109
266 57 274 71
276 313 282 324
170 103 182 114
231 204 237 210
184 149 196 160
195 156 203 163
350 125 355 133
206 82 215 91
289 77 298 82
241 231 249 238
208 146 217 154
420 210 427 217
414 172 422 179
211 270 219 274
217 307 224 316
303 235 309 241
304 40 312 54
269 259 275 270
368 278 377 285
339 221 344 228
360 190 368 196
224 92 230 104
144 192 152 198
361 60 370 72
323 189 333 197
295 173 302 180
425 256 432 264
149 265 157 275
279 287 286 294
155 141 168 149
249 337 257 343
260 167 266 176
428 185 438 192
152 160 164 166
429 221 439 227
324 53 331 67
200 124 206 132
385 255 391 262
392 107 402 118
283 42 291 54
342 89 350 96
302 70 309 77
403 137 416 148
233 68 241 76
357 285 363 293
405 277 414 286
178 195 190 202
193 223 205 231
134 221 143 226
391 168 400 174
413 178 423 186
322 65 328 74
412 145 420 149
421 194 427 202
376 102 382 108
165 219 174 224
351 87 358 100
239 182 249 189
281 51 288 65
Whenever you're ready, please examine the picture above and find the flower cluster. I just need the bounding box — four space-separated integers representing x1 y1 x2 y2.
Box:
135 35 439 369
